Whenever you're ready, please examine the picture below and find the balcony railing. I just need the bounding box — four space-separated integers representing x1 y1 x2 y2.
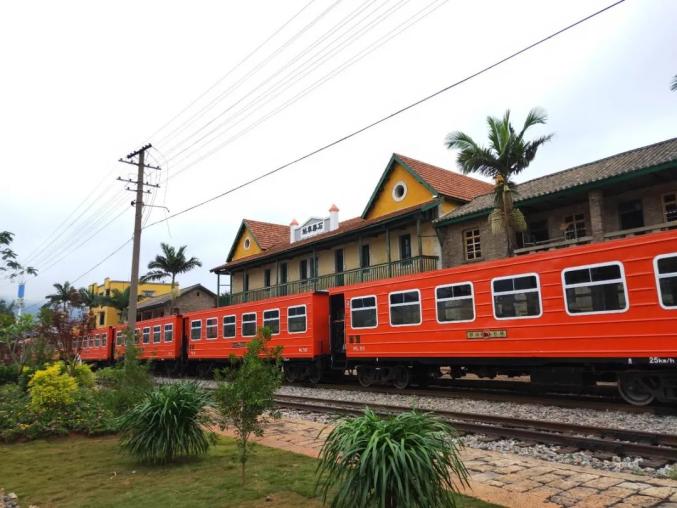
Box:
514 235 593 255
224 255 439 306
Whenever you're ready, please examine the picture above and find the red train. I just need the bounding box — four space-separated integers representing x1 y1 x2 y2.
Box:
78 230 677 406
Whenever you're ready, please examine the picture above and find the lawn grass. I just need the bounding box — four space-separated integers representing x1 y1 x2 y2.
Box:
0 435 500 507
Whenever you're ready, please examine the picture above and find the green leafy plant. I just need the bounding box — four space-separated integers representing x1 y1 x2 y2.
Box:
118 381 212 464
316 409 469 508
213 328 282 484
73 363 95 388
0 363 19 384
28 362 77 412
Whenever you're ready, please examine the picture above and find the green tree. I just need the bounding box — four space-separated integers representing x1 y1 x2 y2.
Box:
213 328 282 485
445 108 553 256
0 314 37 373
77 287 101 310
141 243 202 307
316 410 468 508
0 299 15 328
100 287 145 323
45 281 79 312
0 231 37 280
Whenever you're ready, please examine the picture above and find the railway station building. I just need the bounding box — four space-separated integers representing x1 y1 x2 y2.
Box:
212 138 677 305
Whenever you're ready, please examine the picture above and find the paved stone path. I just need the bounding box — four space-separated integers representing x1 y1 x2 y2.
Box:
219 417 677 508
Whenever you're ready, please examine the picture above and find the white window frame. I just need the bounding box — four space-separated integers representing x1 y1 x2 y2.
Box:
435 282 476 324
242 312 257 337
464 228 482 261
662 192 677 222
287 305 307 334
116 330 123 346
93 334 99 347
491 273 543 320
350 295 378 330
654 253 677 310
561 261 629 317
391 181 408 202
222 315 236 339
164 323 174 343
205 317 218 340
153 325 162 343
101 333 107 346
388 289 422 327
142 327 150 344
263 308 281 335
190 319 202 341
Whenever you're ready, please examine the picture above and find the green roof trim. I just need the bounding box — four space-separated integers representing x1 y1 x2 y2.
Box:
225 220 262 263
360 153 437 218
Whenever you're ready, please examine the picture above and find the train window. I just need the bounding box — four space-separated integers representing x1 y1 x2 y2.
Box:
142 327 150 344
116 330 123 346
351 296 377 328
562 262 628 315
655 254 677 309
436 283 475 323
191 320 202 340
164 324 173 343
93 335 98 347
101 334 107 347
242 313 257 337
206 318 218 339
492 274 542 319
389 290 421 326
153 325 162 343
263 309 280 335
288 305 307 333
223 315 236 338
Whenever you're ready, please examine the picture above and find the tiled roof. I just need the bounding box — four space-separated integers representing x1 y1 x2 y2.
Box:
212 201 437 273
437 137 677 223
396 154 494 201
137 284 215 310
244 219 289 250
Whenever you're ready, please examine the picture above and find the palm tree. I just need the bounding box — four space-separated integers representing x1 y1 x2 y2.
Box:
78 287 101 310
102 287 139 322
671 74 677 92
445 108 553 256
45 281 79 311
142 243 202 307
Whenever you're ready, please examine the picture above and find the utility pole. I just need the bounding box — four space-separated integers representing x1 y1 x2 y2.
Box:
118 144 161 334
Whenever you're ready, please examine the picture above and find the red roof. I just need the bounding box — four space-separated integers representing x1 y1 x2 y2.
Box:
395 154 494 201
243 219 289 250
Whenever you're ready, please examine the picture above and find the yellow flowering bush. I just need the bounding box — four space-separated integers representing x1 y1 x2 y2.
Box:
73 363 95 388
28 363 77 412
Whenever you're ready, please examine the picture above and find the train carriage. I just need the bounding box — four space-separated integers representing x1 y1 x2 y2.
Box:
184 292 330 382
331 229 677 405
78 326 113 363
112 315 183 363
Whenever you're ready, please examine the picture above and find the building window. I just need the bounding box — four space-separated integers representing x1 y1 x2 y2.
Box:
142 327 150 344
153 325 161 343
164 324 173 342
392 181 407 202
389 290 421 326
191 320 202 340
223 315 236 338
399 234 412 260
288 305 307 333
243 273 249 292
663 193 677 223
564 213 586 240
464 229 481 260
492 274 541 319
242 313 257 337
143 290 155 297
360 244 370 268
655 254 677 309
300 259 308 280
524 220 549 245
351 296 377 328
562 262 628 315
263 309 280 335
264 269 271 288
436 283 475 323
206 318 218 339
618 200 644 230
98 312 105 326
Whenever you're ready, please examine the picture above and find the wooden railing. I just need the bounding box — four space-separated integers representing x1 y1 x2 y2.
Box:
224 256 439 306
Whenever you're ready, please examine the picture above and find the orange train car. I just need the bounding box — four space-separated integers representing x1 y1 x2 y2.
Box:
78 326 113 363
112 315 183 363
331 229 677 405
185 292 330 382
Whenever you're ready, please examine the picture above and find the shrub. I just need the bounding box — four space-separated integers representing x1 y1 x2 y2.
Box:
28 363 77 412
72 363 95 388
316 409 469 508
95 342 152 416
0 364 19 384
118 382 212 464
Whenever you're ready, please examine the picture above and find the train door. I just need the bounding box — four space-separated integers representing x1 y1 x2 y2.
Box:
330 293 346 368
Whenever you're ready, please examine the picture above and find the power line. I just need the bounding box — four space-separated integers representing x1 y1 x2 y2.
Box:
56 0 625 284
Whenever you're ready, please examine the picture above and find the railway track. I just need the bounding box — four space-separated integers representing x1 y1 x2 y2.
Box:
273 393 677 465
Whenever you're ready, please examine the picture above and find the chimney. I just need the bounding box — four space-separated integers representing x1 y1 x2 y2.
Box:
289 218 298 243
329 204 339 231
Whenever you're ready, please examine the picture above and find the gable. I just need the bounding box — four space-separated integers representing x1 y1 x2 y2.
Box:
230 227 262 261
364 162 436 220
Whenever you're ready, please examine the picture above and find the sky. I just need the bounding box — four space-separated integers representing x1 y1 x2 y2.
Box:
1 0 676 308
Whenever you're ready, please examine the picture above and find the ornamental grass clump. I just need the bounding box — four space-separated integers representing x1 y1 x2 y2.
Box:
118 381 212 464
316 409 469 508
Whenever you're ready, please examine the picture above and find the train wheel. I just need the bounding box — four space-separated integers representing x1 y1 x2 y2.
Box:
392 366 411 390
307 364 322 385
284 365 298 383
357 366 377 387
618 374 655 406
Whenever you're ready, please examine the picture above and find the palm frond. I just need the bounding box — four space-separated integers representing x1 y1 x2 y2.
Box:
671 74 677 92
